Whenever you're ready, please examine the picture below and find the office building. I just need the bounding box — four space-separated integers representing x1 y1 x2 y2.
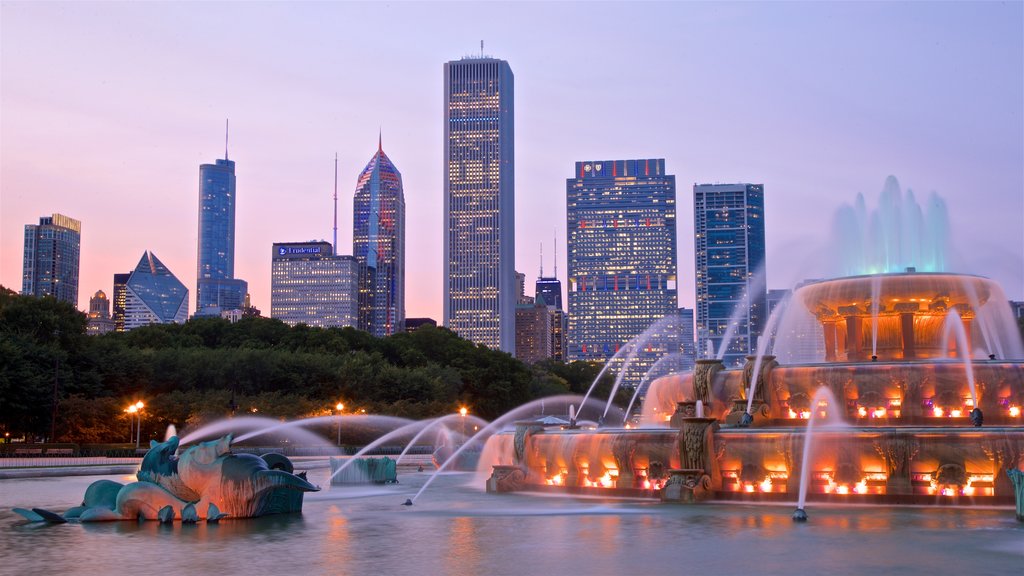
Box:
86 290 115 335
694 183 767 367
679 307 696 369
22 213 81 305
197 142 247 315
112 272 130 331
124 251 189 330
566 159 678 385
515 300 553 364
271 242 358 328
353 138 405 337
443 56 515 353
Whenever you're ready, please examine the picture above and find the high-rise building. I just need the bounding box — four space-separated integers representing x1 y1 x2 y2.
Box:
443 56 515 353
353 138 405 337
271 242 358 328
197 140 247 315
515 271 532 304
566 159 678 383
124 251 189 330
112 272 130 331
515 300 553 364
86 290 115 334
536 247 565 362
678 307 696 370
693 183 767 367
22 213 81 306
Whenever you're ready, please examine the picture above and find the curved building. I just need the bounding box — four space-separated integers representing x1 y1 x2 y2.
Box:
197 150 247 315
353 137 405 337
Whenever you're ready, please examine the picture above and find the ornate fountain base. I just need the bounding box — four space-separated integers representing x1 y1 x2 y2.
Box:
487 465 527 493
660 469 712 503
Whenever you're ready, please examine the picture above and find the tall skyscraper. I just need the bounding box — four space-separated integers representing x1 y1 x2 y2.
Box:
197 133 247 315
124 251 189 330
693 183 767 367
112 272 130 332
271 242 358 328
22 213 81 306
353 138 405 337
443 56 515 353
678 307 696 370
536 242 565 361
566 159 678 383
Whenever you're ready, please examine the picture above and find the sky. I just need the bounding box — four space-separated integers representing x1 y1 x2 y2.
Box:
2 1 1022 321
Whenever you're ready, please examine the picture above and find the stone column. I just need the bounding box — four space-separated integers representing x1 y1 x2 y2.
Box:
692 359 724 408
662 416 720 503
900 312 916 360
845 315 864 361
822 319 838 361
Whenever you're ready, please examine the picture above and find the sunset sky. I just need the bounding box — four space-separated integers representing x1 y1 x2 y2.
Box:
2 1 1022 320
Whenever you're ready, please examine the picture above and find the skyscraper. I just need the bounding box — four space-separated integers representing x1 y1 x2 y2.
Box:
566 159 678 382
124 251 189 330
443 56 515 353
536 242 565 361
693 183 767 367
271 242 358 328
22 213 81 306
197 135 247 315
112 272 130 331
353 138 405 337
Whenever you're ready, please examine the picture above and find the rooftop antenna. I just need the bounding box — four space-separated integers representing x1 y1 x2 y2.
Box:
480 40 484 57
333 153 338 254
553 230 558 278
224 119 229 160
539 242 544 278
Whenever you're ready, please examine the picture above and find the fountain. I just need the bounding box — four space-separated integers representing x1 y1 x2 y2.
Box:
481 179 1024 519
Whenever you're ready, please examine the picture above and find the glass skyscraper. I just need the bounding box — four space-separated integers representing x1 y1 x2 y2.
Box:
353 138 405 337
124 251 189 330
443 56 515 353
566 159 679 382
22 213 81 306
693 183 767 367
112 272 130 331
197 155 247 314
271 242 358 328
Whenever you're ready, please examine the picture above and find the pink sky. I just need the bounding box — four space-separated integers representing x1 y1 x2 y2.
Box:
2 2 1022 319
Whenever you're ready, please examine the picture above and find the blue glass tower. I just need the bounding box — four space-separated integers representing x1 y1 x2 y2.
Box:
566 159 679 378
197 149 247 314
353 138 405 337
444 56 515 353
124 251 189 329
693 183 767 367
22 213 81 306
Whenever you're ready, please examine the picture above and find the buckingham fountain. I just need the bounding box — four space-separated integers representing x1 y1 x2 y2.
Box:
483 179 1024 520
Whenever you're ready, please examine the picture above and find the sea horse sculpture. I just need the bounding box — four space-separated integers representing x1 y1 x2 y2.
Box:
13 435 319 523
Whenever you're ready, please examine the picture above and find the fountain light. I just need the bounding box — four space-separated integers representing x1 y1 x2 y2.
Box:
857 406 868 417
933 407 945 418
1010 406 1021 417
759 477 773 493
950 409 962 418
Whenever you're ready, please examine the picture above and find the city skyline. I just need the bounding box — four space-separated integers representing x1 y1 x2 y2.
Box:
2 2 1022 322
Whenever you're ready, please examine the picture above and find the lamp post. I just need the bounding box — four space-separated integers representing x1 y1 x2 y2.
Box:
126 401 144 448
335 402 344 446
459 406 468 438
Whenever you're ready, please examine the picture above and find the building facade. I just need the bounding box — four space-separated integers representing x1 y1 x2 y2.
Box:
112 272 130 331
536 276 565 361
515 300 553 364
197 155 247 315
124 251 189 330
443 56 515 353
22 213 81 306
271 242 358 328
86 290 115 334
693 183 767 367
566 159 678 384
678 307 696 370
353 139 405 337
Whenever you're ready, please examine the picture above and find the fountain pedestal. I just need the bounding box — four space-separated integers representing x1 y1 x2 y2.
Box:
487 465 526 493
661 416 721 503
660 469 712 502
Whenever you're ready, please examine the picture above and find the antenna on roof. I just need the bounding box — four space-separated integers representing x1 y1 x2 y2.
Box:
554 230 558 278
481 40 484 57
333 153 338 253
224 119 229 160
539 242 544 277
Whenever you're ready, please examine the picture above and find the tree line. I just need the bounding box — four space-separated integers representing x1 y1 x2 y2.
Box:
0 287 619 444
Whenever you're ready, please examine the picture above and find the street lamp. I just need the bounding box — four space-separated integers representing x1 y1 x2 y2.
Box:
459 406 468 438
335 403 344 446
126 401 144 448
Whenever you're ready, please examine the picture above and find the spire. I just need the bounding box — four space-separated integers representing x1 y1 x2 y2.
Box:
333 153 338 254
224 119 229 160
539 242 544 277
554 230 558 277
378 128 382 154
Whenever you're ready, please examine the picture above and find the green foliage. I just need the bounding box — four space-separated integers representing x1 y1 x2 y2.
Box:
0 288 603 443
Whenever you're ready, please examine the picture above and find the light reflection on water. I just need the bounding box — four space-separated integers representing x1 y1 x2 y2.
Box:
1 468 1021 575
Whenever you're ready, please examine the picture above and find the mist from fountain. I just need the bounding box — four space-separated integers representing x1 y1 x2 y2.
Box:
795 387 848 518
745 293 790 417
600 315 685 422
713 265 767 364
870 274 882 358
940 309 978 409
623 353 689 425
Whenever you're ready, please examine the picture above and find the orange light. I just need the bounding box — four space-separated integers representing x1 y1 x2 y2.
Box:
933 407 944 417
857 407 868 417
873 408 887 418
759 477 773 492
1010 406 1021 417
950 409 962 418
